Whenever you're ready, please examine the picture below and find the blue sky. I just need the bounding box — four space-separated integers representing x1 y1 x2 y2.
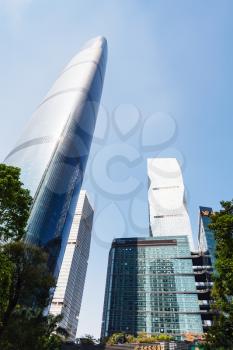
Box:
1 0 233 338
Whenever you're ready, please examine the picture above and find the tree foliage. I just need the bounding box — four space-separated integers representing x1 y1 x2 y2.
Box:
0 241 63 349
0 164 32 241
0 252 13 321
78 334 96 345
0 164 63 349
206 200 233 349
0 242 55 332
105 332 174 345
0 312 63 350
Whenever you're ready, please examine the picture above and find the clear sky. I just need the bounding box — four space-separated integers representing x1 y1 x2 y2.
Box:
1 0 233 339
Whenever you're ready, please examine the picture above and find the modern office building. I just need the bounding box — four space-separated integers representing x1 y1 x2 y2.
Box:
50 191 93 341
148 158 194 250
101 236 203 339
192 206 216 332
198 207 216 268
5 36 107 275
192 252 214 332
101 158 206 338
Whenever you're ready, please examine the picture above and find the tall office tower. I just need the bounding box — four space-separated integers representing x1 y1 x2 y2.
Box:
101 157 204 339
192 206 216 332
192 252 214 332
101 236 203 339
148 158 194 251
198 207 216 268
5 36 107 275
50 191 93 341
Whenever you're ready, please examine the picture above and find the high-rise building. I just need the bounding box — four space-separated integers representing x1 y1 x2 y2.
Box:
50 190 93 341
198 207 216 268
148 158 194 251
5 36 107 275
192 206 216 332
192 252 214 332
101 236 203 339
101 157 204 339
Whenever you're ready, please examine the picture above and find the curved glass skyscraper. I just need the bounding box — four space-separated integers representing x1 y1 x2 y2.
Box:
5 36 107 274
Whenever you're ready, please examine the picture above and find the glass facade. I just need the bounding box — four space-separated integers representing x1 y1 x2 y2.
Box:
198 207 216 268
194 206 216 331
5 37 107 275
147 158 194 251
192 252 214 332
101 236 203 339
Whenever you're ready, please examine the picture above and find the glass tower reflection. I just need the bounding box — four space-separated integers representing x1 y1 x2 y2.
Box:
5 36 107 275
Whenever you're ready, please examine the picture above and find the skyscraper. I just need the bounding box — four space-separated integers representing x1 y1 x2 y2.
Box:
192 206 216 331
101 158 203 339
101 236 202 339
198 206 216 268
50 190 93 340
148 158 194 251
5 36 107 275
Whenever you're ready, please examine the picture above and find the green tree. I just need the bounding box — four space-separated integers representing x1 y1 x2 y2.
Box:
0 252 13 322
0 312 63 350
106 333 126 345
0 242 55 335
0 164 32 241
0 164 63 349
106 332 173 345
206 200 233 349
78 334 96 345
0 241 64 350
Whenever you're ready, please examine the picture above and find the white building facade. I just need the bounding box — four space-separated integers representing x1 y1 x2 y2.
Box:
148 158 194 251
50 191 94 340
